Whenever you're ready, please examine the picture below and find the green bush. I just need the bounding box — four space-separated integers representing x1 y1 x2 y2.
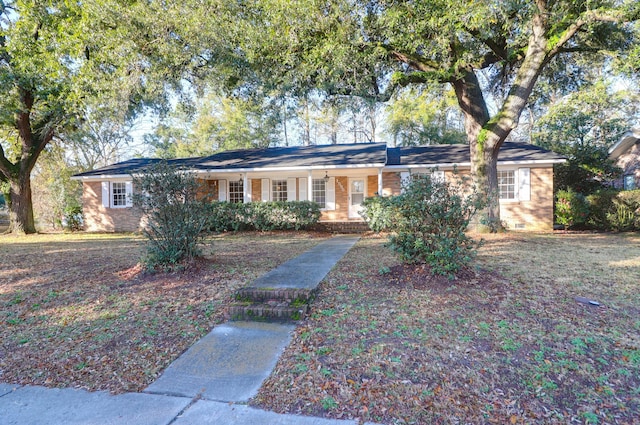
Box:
378 173 485 279
133 162 211 271
209 201 320 232
62 204 83 232
360 196 397 232
209 202 250 232
607 190 640 231
586 189 618 230
555 189 590 229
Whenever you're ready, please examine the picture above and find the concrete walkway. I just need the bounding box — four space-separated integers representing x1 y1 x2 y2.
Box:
1 235 373 425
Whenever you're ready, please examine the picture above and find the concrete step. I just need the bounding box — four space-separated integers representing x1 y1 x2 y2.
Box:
314 221 370 233
230 287 316 322
234 287 315 303
228 303 308 322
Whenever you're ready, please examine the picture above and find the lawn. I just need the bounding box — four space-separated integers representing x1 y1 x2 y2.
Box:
253 232 640 425
2 231 639 424
0 231 326 392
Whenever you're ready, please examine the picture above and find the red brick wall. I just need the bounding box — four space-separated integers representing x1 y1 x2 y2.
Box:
499 167 554 231
320 176 349 221
82 182 143 232
251 179 261 202
383 172 402 196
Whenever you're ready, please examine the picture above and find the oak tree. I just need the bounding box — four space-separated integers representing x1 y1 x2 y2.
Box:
234 0 640 229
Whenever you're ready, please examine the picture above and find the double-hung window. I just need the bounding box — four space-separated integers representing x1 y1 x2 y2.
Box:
624 174 636 190
312 179 326 209
101 181 133 208
272 179 288 202
229 180 244 203
111 182 128 207
497 168 531 202
498 170 516 200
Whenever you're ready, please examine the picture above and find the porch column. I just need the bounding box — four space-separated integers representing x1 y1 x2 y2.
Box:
378 168 383 196
243 173 250 203
307 170 313 202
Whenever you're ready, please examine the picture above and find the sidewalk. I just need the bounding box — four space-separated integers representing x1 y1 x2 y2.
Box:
1 235 376 425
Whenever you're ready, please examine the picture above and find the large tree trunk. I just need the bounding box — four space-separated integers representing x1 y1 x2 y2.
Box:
7 172 36 234
451 6 551 232
0 88 53 234
451 70 504 231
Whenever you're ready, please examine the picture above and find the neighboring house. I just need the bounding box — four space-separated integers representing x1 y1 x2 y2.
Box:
609 128 640 190
71 142 565 232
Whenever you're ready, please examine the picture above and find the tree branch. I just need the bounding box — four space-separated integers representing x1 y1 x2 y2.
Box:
384 47 441 74
547 8 633 59
0 142 17 179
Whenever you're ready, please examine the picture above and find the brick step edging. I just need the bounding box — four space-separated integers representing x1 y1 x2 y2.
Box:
234 287 316 303
228 304 309 322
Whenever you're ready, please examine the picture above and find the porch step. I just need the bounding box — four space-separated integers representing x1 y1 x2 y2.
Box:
228 287 317 322
314 221 371 233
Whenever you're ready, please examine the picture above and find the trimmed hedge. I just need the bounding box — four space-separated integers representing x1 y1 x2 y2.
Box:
209 201 321 232
359 196 397 232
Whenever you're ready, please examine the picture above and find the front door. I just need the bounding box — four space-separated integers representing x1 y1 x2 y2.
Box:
349 178 365 218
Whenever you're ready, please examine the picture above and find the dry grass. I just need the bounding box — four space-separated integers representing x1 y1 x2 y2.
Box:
253 232 640 424
0 231 327 393
2 230 639 424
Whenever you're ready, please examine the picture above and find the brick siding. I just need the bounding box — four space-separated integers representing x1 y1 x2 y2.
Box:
499 167 554 231
82 182 143 232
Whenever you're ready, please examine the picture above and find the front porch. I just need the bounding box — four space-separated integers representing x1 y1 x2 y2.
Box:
195 169 402 223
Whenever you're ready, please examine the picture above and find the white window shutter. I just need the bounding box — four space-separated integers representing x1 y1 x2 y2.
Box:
400 172 410 193
246 179 253 203
261 178 270 202
326 177 336 210
287 177 297 201
518 168 531 201
125 182 133 207
299 178 307 201
218 180 227 201
101 182 110 208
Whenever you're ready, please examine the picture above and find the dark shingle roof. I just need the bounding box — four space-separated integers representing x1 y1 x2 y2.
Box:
388 142 565 166
184 143 388 170
73 142 564 178
73 143 388 178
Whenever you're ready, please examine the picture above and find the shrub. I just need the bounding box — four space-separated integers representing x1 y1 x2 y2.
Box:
555 189 589 229
383 173 485 279
62 204 83 232
586 189 618 230
209 201 320 232
360 196 397 232
133 162 211 271
209 202 250 232
608 189 640 231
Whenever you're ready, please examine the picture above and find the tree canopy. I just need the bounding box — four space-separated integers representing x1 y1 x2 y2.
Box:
221 0 640 229
0 0 178 233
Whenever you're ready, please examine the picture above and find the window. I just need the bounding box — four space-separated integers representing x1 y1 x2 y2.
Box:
312 179 326 208
229 180 244 203
102 181 132 208
112 182 128 207
498 170 516 200
272 179 287 202
624 174 636 190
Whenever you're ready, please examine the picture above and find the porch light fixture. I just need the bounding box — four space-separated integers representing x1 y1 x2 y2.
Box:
238 174 243 183
324 171 330 182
